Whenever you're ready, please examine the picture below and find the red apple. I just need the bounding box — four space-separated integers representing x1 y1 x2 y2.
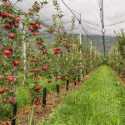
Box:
53 48 62 55
42 64 49 71
29 22 41 32
0 12 14 19
8 32 16 39
36 41 44 46
0 87 6 94
4 23 13 30
7 75 16 82
3 48 13 58
8 97 16 105
34 97 41 105
12 60 20 67
34 84 42 93
15 16 21 23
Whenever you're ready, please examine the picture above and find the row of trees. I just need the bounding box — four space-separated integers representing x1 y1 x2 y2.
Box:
108 31 125 75
0 0 102 125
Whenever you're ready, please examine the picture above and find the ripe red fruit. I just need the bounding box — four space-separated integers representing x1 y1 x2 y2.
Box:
30 22 41 28
8 97 16 105
4 23 13 30
34 97 41 105
15 16 21 23
29 22 41 32
2 121 11 125
36 41 44 46
8 32 16 39
42 64 49 71
0 87 6 94
53 48 62 55
34 84 42 93
7 75 16 82
12 60 20 67
0 12 14 19
3 48 13 58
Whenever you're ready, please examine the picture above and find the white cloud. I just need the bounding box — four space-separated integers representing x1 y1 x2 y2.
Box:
13 0 125 35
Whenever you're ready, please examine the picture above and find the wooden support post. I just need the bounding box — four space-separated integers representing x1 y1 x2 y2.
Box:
74 78 77 86
56 84 60 95
42 88 47 107
11 103 17 125
66 80 69 91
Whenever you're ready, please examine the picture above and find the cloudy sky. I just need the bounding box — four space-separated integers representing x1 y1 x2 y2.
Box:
12 0 125 35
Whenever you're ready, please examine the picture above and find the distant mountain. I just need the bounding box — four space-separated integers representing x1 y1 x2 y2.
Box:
41 32 116 53
70 34 117 53
87 35 116 53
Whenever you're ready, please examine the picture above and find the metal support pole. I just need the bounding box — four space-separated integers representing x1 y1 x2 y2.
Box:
100 0 106 58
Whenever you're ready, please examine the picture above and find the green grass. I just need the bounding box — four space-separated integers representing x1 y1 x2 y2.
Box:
41 65 125 125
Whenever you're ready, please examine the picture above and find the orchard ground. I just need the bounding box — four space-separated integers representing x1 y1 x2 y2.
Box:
41 65 125 125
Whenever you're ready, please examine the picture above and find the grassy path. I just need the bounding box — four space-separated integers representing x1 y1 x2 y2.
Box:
42 66 125 125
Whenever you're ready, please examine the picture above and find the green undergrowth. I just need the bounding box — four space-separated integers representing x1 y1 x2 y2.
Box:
41 65 125 125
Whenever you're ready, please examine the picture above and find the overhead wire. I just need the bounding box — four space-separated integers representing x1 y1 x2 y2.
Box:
64 0 100 28
105 20 125 27
54 0 103 47
61 0 95 40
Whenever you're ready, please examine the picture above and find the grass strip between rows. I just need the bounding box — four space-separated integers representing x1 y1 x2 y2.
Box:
41 65 125 125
